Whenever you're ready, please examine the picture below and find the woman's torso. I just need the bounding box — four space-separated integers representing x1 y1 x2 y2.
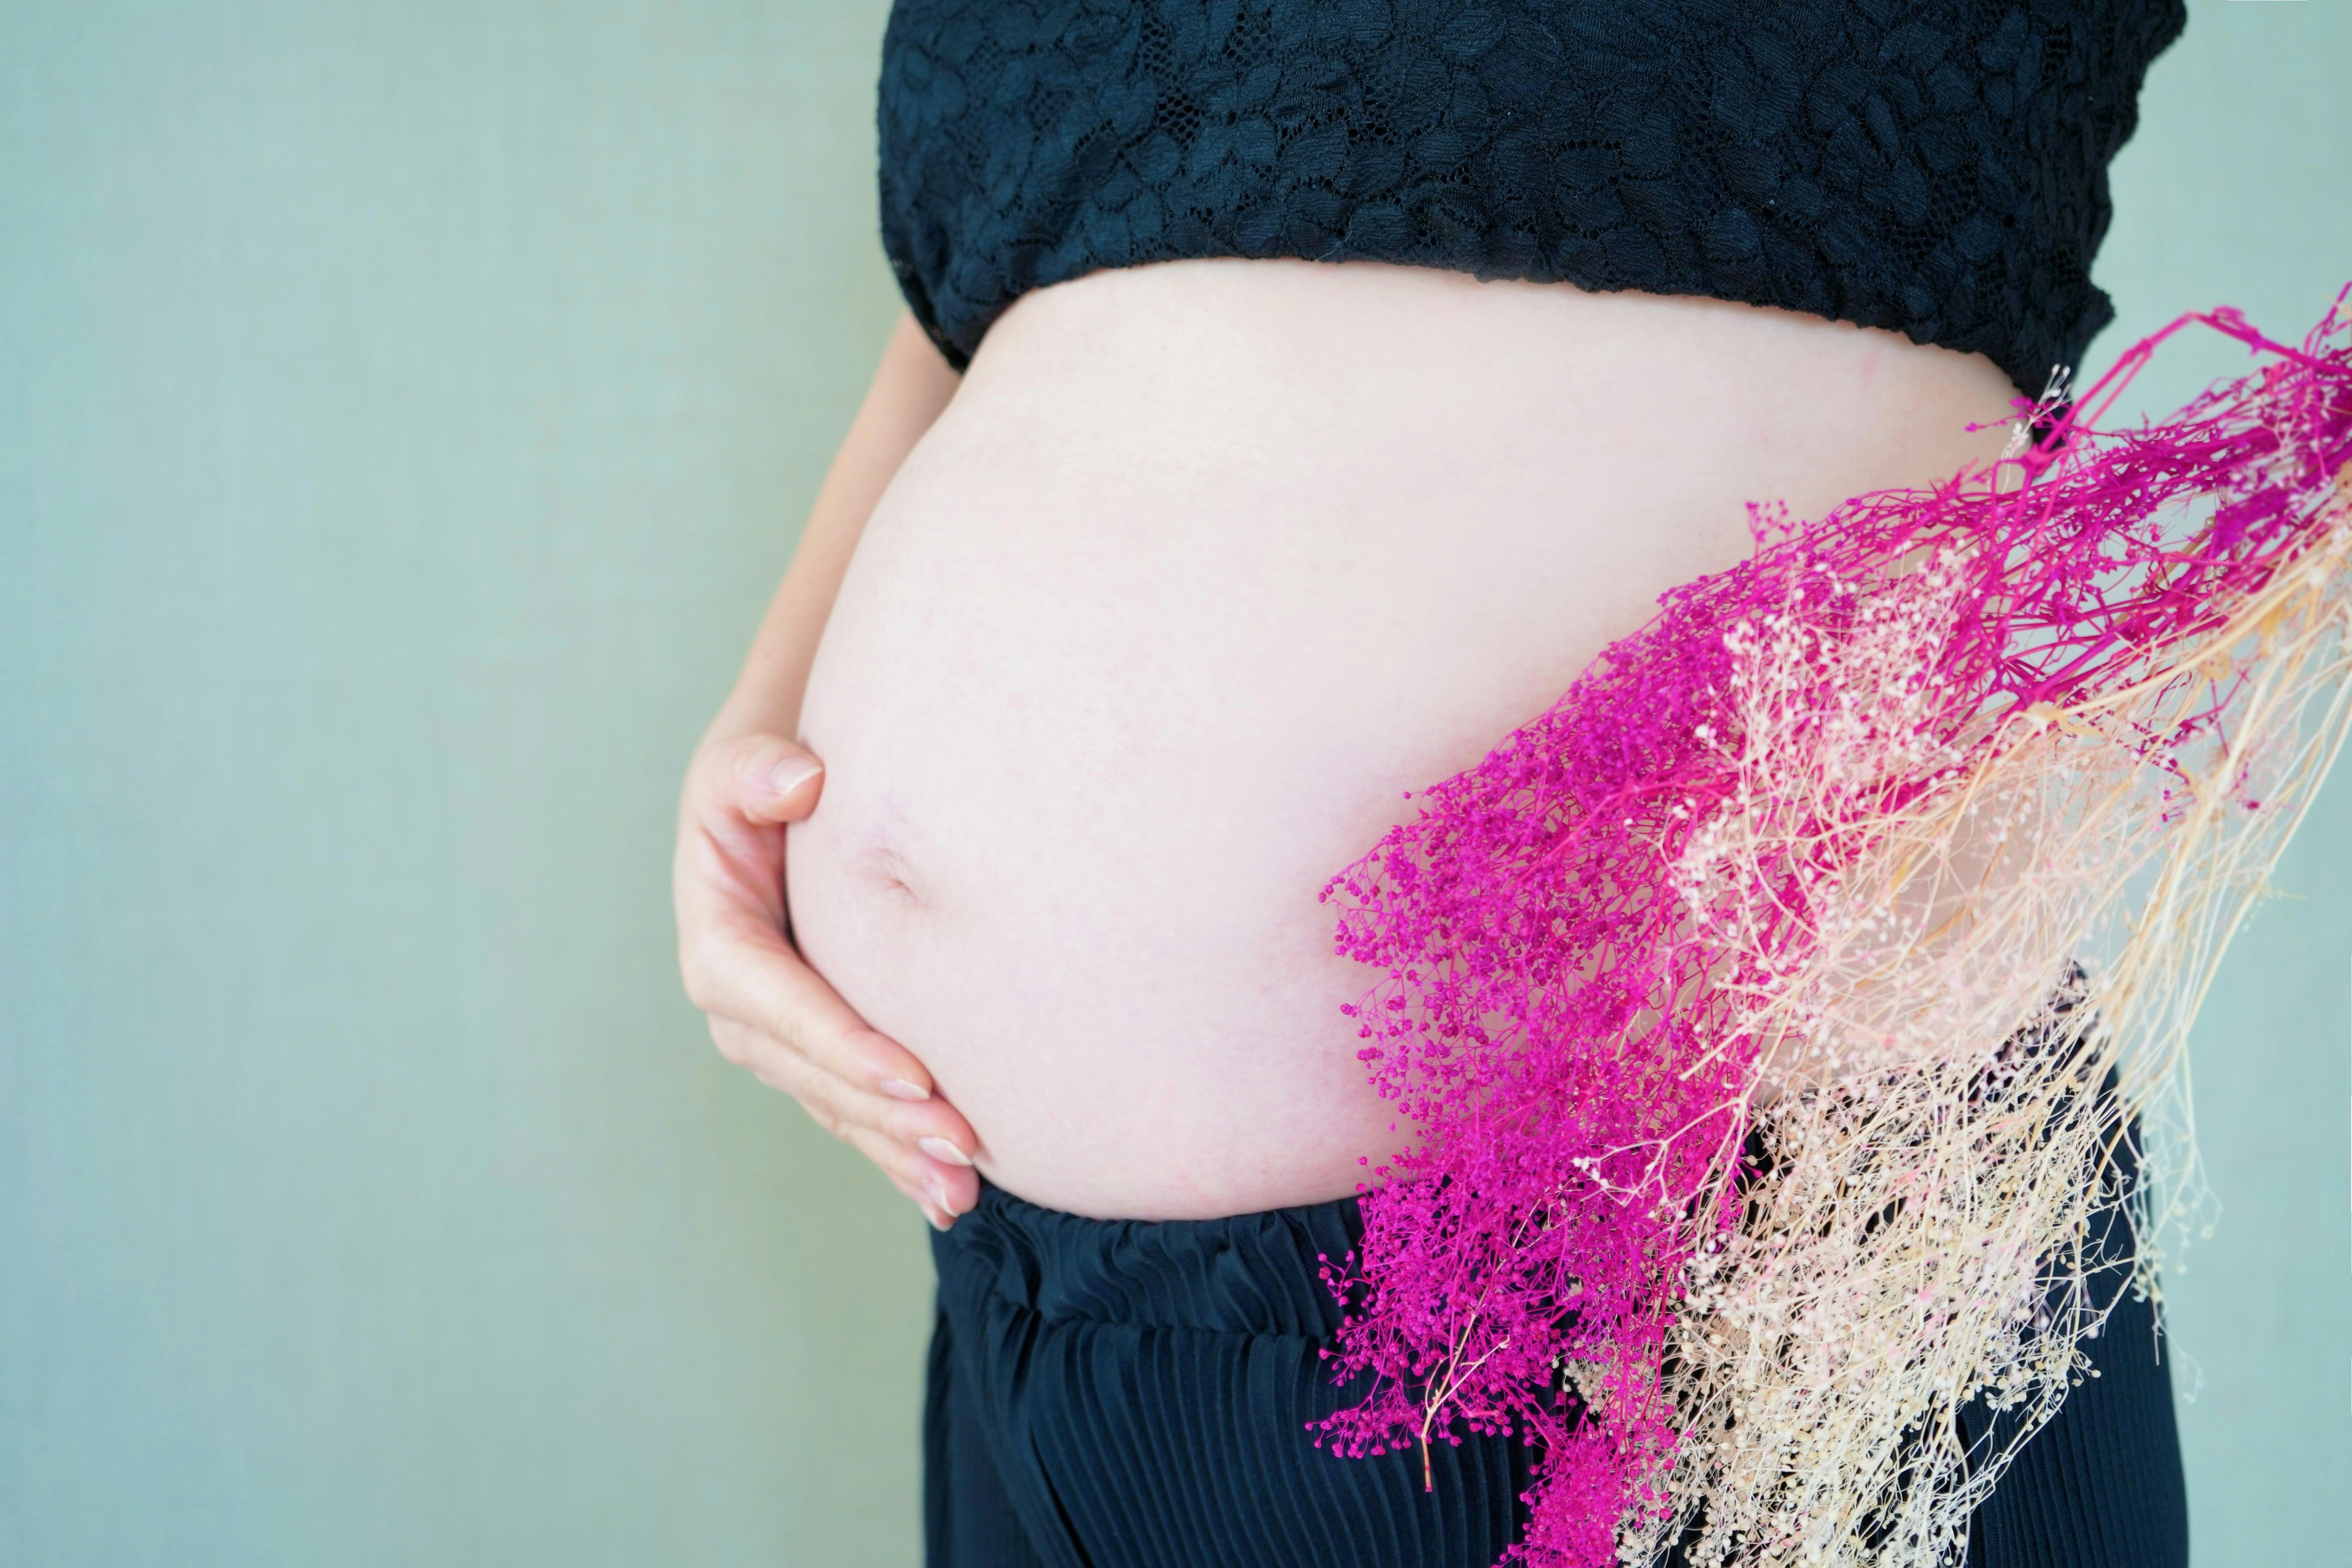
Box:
786 257 2020 1220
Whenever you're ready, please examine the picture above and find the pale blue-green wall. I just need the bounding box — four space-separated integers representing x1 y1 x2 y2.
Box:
1 3 2344 1564
2095 4 2352 1559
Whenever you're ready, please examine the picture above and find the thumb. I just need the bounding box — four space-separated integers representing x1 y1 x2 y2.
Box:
706 733 827 825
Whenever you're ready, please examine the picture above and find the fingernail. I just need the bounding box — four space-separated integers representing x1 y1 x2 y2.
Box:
879 1077 931 1102
927 1208 953 1232
767 758 823 796
918 1136 973 1167
925 1175 973 1219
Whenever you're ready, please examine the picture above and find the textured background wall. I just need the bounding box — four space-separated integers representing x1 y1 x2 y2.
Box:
2 2 2344 1562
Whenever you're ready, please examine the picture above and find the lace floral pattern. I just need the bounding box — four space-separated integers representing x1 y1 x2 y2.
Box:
878 0 2185 397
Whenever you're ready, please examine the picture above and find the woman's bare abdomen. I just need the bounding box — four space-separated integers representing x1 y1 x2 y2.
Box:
786 258 2021 1220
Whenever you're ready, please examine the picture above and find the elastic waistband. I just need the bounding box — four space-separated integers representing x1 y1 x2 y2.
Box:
930 1177 1366 1340
934 1019 2140 1342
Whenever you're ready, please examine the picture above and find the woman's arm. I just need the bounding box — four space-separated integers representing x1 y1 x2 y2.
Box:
703 313 960 744
674 312 978 1229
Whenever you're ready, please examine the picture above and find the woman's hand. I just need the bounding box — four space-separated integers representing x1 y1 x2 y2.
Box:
674 731 981 1230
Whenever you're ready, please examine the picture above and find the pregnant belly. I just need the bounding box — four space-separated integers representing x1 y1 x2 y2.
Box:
786 258 2021 1221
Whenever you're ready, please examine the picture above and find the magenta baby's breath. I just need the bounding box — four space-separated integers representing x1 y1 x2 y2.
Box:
1316 289 2352 1566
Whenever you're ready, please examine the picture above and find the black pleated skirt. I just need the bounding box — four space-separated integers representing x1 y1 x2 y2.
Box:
924 1170 2187 1568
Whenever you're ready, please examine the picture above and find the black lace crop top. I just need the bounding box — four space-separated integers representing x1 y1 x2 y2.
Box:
876 0 2185 398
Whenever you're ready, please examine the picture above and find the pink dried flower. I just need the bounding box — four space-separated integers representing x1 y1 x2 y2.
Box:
1317 288 2352 1566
